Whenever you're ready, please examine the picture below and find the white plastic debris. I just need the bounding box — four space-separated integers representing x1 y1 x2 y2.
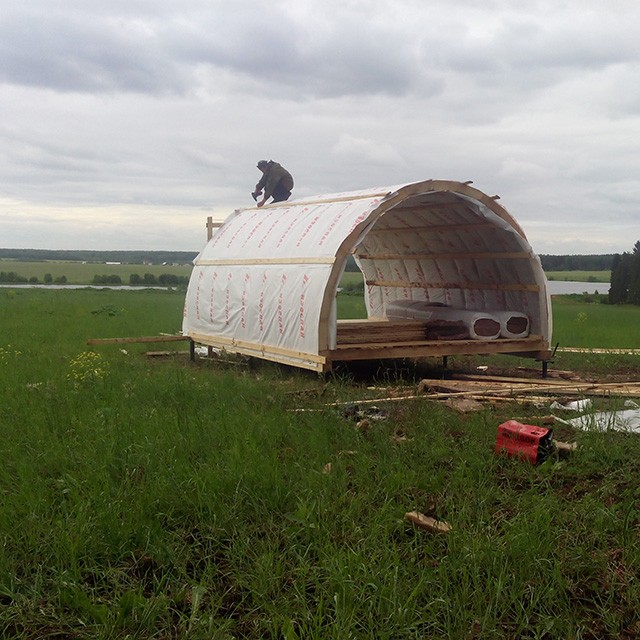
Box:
563 408 640 434
549 398 593 411
194 345 221 357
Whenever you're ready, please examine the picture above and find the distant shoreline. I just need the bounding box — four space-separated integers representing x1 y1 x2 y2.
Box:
1 281 609 295
547 281 608 295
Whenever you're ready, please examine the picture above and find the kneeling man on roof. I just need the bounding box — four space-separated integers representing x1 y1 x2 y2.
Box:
252 160 294 207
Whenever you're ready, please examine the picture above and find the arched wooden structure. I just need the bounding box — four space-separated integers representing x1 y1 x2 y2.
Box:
183 180 552 372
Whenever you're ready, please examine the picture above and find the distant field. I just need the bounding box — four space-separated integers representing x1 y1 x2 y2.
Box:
0 259 193 285
0 261 611 286
545 270 611 282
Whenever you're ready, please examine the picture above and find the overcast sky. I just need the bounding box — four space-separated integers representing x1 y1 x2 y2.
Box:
1 0 638 254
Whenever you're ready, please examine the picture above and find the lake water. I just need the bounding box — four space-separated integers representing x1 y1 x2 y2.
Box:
547 281 609 295
0 284 169 290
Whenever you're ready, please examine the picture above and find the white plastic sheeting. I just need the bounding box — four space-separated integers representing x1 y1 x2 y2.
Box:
555 401 640 434
183 180 551 370
385 300 502 340
495 310 530 339
183 187 392 366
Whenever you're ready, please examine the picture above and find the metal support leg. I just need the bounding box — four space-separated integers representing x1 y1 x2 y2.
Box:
189 339 195 362
541 360 548 379
442 355 448 370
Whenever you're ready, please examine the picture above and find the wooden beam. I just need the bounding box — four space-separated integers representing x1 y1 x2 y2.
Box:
365 279 541 293
188 332 326 365
206 216 223 241
357 251 531 261
261 191 391 208
422 377 640 399
326 336 549 361
557 347 640 355
195 256 335 266
367 222 493 234
87 335 191 345
392 202 469 214
453 373 574 386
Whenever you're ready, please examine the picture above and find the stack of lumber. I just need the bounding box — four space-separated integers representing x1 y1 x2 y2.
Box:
335 318 500 345
336 319 427 345
420 374 640 401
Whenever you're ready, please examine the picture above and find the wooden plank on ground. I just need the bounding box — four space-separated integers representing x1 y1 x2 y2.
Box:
405 512 452 534
87 335 190 345
557 347 640 355
144 350 190 357
452 373 575 386
420 378 640 399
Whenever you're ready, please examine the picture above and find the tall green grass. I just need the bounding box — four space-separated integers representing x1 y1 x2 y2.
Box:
0 289 639 638
552 296 640 349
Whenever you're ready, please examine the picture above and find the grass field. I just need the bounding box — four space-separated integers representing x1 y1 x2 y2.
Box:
545 270 611 283
0 260 193 285
1 288 639 639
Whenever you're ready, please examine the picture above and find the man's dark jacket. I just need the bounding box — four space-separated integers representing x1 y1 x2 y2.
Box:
255 161 294 200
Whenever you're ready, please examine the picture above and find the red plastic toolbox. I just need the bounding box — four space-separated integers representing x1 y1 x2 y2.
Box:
495 420 553 464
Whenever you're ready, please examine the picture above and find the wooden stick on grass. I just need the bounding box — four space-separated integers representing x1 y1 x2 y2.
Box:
405 511 452 534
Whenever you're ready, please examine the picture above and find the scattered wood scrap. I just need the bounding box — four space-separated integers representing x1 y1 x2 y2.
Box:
557 347 640 355
289 394 424 412
290 373 640 416
516 367 581 380
405 511 452 534
555 441 578 458
444 397 485 413
419 375 640 401
144 350 190 358
87 335 190 345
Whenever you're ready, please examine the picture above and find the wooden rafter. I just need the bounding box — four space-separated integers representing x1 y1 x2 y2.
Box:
365 279 541 293
196 257 335 266
357 251 531 261
367 222 493 234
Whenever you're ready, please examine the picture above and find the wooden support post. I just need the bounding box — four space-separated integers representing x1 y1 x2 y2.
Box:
206 217 223 241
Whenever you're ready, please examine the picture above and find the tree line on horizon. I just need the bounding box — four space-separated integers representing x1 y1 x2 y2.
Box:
0 248 618 271
538 254 615 271
92 273 190 286
608 241 640 305
0 271 189 286
0 248 197 265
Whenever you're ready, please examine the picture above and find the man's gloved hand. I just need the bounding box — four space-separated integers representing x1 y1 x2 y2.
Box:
251 191 259 201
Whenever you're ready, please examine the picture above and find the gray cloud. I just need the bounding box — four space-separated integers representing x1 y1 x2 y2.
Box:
0 0 639 252
0 6 189 94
